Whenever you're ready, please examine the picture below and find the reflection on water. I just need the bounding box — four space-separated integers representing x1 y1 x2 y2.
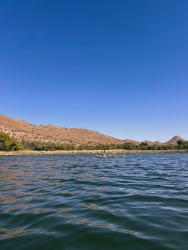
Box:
0 153 188 250
0 227 38 239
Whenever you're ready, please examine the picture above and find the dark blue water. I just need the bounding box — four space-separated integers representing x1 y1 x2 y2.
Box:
0 153 188 250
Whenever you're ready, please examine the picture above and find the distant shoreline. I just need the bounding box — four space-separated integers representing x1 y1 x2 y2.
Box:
0 149 188 156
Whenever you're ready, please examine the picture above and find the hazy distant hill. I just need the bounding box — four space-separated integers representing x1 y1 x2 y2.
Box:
0 114 186 146
165 136 186 145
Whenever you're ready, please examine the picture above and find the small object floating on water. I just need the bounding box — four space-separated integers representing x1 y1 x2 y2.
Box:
111 151 116 157
121 151 126 157
96 151 106 157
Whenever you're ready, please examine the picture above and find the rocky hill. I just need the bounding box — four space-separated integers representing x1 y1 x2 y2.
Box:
0 114 186 146
0 114 122 146
165 136 185 145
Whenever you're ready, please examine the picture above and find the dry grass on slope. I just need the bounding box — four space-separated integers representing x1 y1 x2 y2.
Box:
0 114 122 146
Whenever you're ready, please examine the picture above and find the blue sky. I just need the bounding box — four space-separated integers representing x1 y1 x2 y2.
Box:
1 0 188 142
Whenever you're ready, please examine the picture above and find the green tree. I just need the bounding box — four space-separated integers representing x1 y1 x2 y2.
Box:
177 140 184 149
150 144 159 150
123 143 136 150
0 132 23 151
139 142 148 150
33 141 46 151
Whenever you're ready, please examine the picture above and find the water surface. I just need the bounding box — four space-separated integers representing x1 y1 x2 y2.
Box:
0 153 188 249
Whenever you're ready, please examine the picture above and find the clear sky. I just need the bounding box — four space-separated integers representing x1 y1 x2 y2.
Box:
1 0 188 142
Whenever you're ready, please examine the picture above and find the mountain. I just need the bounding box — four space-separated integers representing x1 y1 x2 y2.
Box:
153 141 163 145
123 139 140 145
165 136 186 145
0 114 122 146
143 140 156 145
0 114 186 146
142 140 163 145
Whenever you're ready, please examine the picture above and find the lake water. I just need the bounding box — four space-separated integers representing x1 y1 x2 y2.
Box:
0 153 188 250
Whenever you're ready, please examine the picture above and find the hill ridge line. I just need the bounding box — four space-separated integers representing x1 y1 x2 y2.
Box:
0 113 186 145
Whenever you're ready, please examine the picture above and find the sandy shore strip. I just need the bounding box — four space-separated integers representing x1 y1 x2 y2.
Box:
0 149 188 156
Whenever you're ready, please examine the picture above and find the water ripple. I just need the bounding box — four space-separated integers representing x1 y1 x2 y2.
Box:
0 153 188 249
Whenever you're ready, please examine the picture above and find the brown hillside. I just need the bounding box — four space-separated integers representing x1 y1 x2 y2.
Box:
143 140 154 145
165 136 185 145
0 114 186 146
0 114 122 146
153 141 163 145
123 139 140 145
142 140 163 145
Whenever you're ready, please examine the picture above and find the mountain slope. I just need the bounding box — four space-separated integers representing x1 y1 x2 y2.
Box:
0 114 186 146
165 136 185 145
0 114 122 146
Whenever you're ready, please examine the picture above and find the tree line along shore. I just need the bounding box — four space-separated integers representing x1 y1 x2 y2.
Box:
1 149 188 156
0 131 188 154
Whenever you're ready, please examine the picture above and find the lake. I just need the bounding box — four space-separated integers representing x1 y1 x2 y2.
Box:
0 153 188 250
